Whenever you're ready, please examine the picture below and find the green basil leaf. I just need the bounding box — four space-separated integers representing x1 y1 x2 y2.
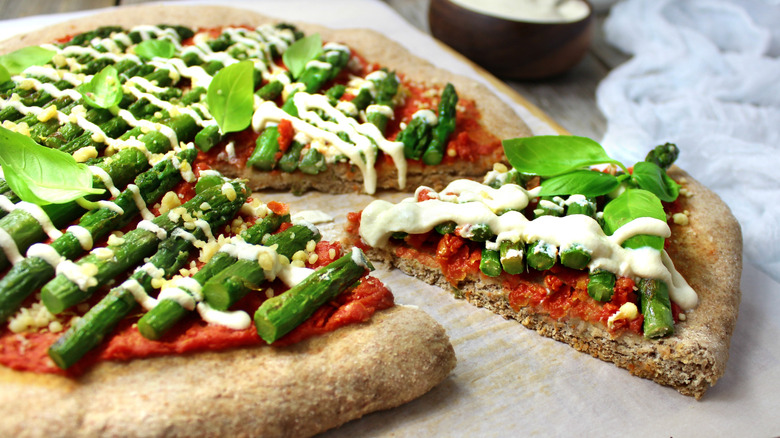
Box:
207 60 254 134
602 189 666 251
503 135 626 176
0 65 9 84
631 161 680 202
134 39 176 60
539 170 619 197
78 65 122 109
0 127 104 205
0 46 56 75
283 33 322 79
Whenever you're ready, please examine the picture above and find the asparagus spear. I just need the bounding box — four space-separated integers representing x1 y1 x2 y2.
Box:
559 196 594 270
63 26 124 48
645 142 679 170
366 69 399 134
499 239 525 274
298 45 350 93
48 180 242 369
254 247 372 344
0 149 197 323
421 83 458 165
526 240 557 271
297 146 327 175
587 269 616 302
463 223 492 242
136 212 289 340
201 223 322 310
434 221 457 235
246 125 280 171
638 278 674 338
40 180 248 314
397 113 434 160
277 140 305 172
479 247 502 277
193 124 221 152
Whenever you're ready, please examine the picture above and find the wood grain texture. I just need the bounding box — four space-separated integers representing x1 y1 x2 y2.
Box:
0 0 116 19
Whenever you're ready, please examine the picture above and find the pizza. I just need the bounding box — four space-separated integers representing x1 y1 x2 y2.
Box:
0 3 743 437
0 5 529 436
350 137 742 399
0 6 528 197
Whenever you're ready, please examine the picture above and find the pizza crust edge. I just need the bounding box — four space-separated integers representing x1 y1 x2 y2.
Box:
365 168 742 399
0 305 456 437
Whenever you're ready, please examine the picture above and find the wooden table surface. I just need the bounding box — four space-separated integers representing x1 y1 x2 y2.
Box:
0 0 628 140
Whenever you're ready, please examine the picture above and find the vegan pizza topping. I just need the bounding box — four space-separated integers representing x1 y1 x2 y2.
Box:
356 137 696 339
0 23 406 374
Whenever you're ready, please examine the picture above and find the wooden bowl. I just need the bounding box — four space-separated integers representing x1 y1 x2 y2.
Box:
428 0 594 80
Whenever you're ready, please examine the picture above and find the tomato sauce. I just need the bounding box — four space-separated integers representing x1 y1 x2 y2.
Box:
0 238 393 376
346 211 643 337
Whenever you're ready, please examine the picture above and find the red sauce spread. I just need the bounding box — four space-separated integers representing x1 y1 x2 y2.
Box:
195 45 501 172
0 240 394 376
345 211 644 337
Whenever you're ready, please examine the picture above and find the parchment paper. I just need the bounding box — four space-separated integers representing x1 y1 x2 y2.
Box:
1 1 777 436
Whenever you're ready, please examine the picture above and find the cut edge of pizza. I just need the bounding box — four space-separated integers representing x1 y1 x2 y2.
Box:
350 138 742 399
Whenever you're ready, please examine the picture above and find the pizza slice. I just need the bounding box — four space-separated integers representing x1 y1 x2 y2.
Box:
0 10 461 437
0 5 528 197
350 136 742 399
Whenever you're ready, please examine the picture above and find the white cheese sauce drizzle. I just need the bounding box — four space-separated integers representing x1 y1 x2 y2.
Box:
359 179 698 310
16 202 63 240
126 184 155 220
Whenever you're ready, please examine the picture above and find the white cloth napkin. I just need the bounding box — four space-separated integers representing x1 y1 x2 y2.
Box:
597 0 780 283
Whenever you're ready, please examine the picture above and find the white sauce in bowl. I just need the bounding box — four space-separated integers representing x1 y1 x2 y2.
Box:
449 0 590 23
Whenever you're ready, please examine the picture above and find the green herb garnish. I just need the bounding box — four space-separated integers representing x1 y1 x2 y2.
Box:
282 33 323 79
0 127 104 205
503 135 626 176
78 65 122 109
603 189 666 250
0 46 57 75
538 169 619 197
206 60 255 134
134 39 176 60
631 161 680 202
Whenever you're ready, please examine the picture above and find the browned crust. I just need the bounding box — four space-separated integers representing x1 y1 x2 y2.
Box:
0 6 461 435
0 4 529 194
368 169 742 399
0 305 456 438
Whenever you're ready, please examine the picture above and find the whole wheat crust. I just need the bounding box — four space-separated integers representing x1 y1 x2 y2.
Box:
0 305 456 438
0 3 534 194
366 168 742 399
0 5 460 437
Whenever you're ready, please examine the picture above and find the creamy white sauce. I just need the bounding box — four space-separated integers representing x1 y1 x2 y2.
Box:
250 90 406 193
158 287 196 311
89 166 120 198
196 302 251 330
137 220 167 240
66 225 93 251
449 0 590 23
359 178 698 310
276 265 314 288
291 210 333 225
0 195 14 212
56 260 98 291
16 202 62 240
0 228 23 265
126 184 155 220
26 243 63 268
123 278 158 311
